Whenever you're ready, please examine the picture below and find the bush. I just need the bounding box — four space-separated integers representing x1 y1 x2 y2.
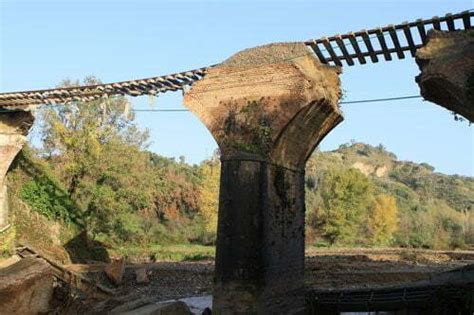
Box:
20 180 75 223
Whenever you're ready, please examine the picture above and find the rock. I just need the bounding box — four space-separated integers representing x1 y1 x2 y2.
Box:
416 30 474 122
202 307 212 315
119 301 191 315
105 258 125 285
0 257 54 315
135 267 149 284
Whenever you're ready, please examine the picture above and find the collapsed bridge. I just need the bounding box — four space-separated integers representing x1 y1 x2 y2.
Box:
1 10 473 314
0 11 472 109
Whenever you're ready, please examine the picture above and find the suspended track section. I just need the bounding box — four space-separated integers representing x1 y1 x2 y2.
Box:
0 10 472 108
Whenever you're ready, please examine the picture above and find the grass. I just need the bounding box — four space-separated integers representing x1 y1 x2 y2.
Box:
114 244 474 264
113 244 215 262
113 245 474 264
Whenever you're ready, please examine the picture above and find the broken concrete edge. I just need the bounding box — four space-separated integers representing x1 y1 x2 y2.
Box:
416 29 474 122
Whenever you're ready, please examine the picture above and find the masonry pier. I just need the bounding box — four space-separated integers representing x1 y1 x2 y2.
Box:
0 110 34 228
184 43 343 314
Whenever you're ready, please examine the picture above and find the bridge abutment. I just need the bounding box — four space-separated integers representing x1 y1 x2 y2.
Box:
416 30 474 122
0 111 34 228
184 43 343 314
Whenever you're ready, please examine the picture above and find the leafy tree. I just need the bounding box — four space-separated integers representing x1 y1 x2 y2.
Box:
38 77 151 239
315 168 373 245
368 194 399 246
198 158 220 234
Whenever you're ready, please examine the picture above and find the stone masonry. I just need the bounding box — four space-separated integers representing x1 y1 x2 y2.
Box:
0 111 34 228
184 42 343 314
416 30 474 122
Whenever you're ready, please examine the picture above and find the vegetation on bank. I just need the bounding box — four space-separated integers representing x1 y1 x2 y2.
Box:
306 143 473 249
5 78 474 261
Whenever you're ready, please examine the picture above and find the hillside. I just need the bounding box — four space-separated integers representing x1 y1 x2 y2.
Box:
306 142 474 248
310 142 473 213
2 141 473 262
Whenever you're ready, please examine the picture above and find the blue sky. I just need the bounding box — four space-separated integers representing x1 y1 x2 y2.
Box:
1 0 473 175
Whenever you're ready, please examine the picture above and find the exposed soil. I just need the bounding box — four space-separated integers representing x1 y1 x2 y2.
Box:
54 248 474 313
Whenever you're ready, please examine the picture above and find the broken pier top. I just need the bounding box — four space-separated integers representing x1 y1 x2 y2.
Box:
184 42 343 170
416 30 474 122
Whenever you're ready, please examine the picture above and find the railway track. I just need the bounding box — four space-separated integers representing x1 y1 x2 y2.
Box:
0 10 472 109
306 10 473 66
0 67 208 108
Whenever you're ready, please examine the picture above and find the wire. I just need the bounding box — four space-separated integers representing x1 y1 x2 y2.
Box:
340 95 421 104
131 95 424 111
0 94 426 113
129 95 425 112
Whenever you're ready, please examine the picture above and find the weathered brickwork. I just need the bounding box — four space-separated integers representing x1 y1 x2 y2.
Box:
0 111 34 227
416 30 474 122
184 42 343 314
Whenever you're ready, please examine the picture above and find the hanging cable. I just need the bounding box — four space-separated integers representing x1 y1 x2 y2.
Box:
340 95 421 104
131 95 424 111
0 94 426 113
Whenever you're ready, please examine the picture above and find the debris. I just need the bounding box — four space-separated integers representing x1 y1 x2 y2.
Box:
135 267 150 284
0 257 54 315
105 258 125 286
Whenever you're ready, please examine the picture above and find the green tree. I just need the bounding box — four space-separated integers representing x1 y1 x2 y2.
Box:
368 194 399 246
39 77 152 240
198 158 220 234
315 168 373 245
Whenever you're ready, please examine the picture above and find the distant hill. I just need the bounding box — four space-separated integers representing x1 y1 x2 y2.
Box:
305 142 474 249
309 142 473 212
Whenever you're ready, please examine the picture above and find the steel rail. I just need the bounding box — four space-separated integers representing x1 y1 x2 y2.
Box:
306 10 473 66
0 67 209 107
